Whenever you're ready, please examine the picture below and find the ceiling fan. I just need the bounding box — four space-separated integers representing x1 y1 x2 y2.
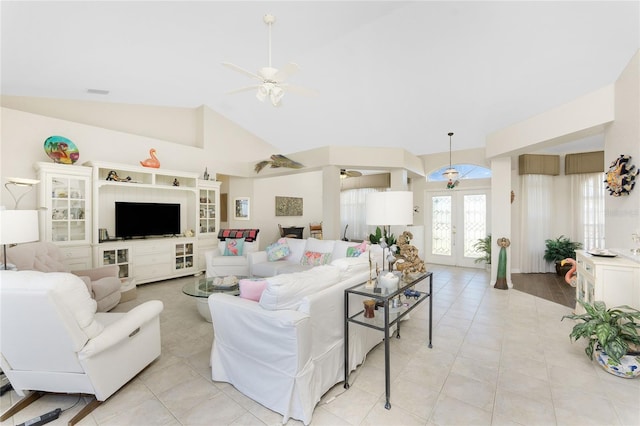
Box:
340 169 362 179
222 14 317 107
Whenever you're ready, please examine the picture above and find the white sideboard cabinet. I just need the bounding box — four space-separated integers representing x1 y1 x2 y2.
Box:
575 250 640 313
34 162 93 270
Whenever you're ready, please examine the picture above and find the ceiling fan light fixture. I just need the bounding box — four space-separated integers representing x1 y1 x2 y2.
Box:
270 85 284 106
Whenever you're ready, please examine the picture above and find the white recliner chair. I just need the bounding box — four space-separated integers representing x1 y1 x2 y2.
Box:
0 270 163 424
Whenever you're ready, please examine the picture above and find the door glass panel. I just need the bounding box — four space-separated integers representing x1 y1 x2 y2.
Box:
431 196 452 255
463 194 487 258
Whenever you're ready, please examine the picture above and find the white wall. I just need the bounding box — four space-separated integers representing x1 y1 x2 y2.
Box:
249 171 324 249
605 51 640 250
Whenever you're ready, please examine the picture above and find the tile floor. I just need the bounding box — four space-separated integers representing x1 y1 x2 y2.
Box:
2 265 639 425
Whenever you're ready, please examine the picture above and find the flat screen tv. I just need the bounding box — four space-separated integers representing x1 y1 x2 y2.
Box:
115 202 180 239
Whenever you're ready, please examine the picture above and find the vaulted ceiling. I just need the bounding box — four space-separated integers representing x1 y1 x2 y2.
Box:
2 1 638 156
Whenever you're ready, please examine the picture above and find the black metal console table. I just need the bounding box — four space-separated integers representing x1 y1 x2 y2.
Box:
344 271 433 410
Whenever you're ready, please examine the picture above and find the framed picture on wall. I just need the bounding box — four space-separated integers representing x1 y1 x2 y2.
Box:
234 197 250 220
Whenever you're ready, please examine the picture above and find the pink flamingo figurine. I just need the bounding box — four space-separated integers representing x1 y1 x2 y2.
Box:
560 258 577 287
140 148 160 168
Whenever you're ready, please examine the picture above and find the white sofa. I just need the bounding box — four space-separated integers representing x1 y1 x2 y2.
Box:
249 237 383 277
205 230 260 277
208 258 384 425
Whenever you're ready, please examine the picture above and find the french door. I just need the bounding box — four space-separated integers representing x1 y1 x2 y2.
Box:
425 189 490 268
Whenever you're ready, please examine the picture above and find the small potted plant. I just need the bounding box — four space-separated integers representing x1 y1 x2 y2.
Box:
562 300 640 378
544 235 582 276
473 234 491 268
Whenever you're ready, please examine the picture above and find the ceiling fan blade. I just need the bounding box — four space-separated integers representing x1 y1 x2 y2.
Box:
226 85 261 95
346 170 363 177
222 62 263 81
272 62 300 83
282 84 319 97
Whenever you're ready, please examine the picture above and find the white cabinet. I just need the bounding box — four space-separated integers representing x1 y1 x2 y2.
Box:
198 180 220 237
197 179 221 272
35 162 92 270
130 238 196 284
99 244 131 280
575 250 640 313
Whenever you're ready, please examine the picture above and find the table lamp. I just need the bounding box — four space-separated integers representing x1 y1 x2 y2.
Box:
366 191 413 271
0 209 39 270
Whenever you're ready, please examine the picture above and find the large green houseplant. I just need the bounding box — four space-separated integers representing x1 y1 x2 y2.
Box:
562 300 640 377
544 235 582 275
473 234 491 266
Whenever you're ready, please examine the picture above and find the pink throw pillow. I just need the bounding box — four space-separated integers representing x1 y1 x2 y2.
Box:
239 279 268 302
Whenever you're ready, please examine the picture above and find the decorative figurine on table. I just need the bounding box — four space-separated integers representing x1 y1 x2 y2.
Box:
394 231 426 278
173 178 180 186
203 167 210 180
140 148 160 168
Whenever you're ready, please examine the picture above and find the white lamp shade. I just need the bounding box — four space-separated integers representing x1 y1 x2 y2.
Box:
0 210 39 245
366 191 413 226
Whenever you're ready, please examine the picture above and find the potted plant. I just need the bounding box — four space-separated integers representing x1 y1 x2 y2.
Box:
544 235 582 276
473 234 491 267
562 300 640 378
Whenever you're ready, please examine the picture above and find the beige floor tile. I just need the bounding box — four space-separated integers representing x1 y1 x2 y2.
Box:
322 386 379 425
175 392 246 425
441 372 496 411
100 398 178 426
430 394 492 425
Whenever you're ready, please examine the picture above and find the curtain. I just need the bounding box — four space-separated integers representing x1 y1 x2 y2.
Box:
571 173 605 250
519 174 554 272
340 188 381 241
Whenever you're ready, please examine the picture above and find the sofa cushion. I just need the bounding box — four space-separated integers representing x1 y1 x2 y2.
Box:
251 261 312 278
283 238 307 263
305 238 335 254
300 251 332 266
331 240 366 261
346 241 368 257
266 238 290 261
239 278 268 302
223 238 245 256
330 256 370 275
259 265 341 310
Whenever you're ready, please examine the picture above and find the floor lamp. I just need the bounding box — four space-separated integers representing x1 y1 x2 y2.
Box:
0 210 39 270
365 191 414 271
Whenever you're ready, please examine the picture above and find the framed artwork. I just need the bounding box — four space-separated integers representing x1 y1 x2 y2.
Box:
234 197 250 220
275 196 303 216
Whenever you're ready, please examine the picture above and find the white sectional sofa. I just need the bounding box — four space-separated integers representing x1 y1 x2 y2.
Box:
208 259 383 425
249 237 383 277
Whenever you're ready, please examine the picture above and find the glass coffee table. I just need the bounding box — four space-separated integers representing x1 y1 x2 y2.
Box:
182 276 242 322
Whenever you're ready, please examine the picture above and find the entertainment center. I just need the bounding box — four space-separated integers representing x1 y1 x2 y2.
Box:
35 161 220 285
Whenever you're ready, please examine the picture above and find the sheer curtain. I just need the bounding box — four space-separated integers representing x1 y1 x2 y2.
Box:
571 173 605 250
340 188 381 241
519 174 554 272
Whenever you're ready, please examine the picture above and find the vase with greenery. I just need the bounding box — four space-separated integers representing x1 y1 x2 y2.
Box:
562 300 640 377
544 235 582 275
473 234 491 265
368 226 398 253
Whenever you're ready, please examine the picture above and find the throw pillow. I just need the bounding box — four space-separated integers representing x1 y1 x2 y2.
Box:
300 250 332 266
239 279 268 302
223 238 245 256
346 241 368 257
266 238 290 261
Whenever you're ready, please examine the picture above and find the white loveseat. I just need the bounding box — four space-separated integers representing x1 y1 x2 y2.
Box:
208 258 383 425
249 237 383 277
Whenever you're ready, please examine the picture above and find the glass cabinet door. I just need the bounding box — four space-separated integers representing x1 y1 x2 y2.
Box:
199 188 218 235
51 177 88 243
